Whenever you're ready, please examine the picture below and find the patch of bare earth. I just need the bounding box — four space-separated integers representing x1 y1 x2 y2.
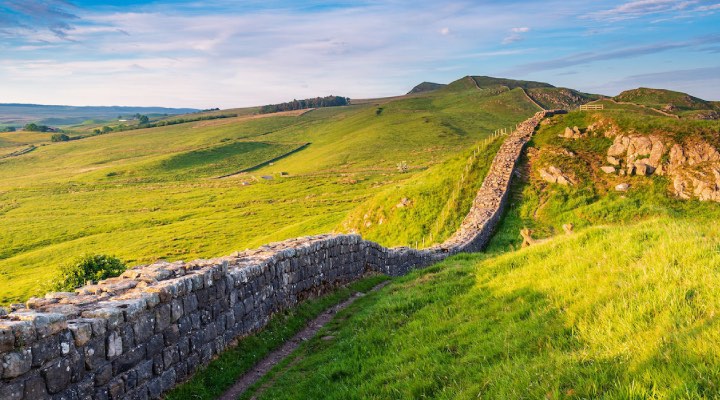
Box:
218 281 390 400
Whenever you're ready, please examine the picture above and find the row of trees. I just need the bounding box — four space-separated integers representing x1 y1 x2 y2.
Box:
92 113 236 135
0 126 16 132
23 123 53 132
259 95 350 114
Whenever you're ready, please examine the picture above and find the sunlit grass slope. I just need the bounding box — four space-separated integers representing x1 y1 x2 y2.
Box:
254 217 720 399
248 103 720 399
0 77 540 303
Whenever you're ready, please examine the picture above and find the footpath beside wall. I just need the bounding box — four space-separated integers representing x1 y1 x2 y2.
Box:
0 110 563 400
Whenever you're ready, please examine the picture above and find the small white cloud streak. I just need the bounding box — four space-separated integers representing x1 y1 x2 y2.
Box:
585 0 720 21
503 27 530 44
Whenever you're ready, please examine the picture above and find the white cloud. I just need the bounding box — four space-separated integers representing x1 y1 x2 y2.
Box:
584 0 719 21
2 2 554 107
503 27 530 44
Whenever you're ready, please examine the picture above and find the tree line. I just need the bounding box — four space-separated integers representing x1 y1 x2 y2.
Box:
259 95 350 114
92 113 237 135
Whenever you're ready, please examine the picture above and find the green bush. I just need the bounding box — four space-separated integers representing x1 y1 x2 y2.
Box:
53 254 126 291
51 133 70 142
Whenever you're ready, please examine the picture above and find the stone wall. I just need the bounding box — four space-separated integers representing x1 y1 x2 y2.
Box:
0 110 562 400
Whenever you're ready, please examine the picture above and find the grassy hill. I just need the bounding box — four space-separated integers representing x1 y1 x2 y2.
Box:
231 99 720 399
0 75 543 304
614 88 719 119
407 82 447 94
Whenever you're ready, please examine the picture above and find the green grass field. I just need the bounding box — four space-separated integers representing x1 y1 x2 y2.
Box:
215 104 720 399
0 78 540 304
249 217 720 399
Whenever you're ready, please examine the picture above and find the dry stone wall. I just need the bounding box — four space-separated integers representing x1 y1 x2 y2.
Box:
0 110 562 400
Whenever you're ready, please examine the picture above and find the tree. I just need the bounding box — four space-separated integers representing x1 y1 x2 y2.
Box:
51 133 70 142
23 123 50 132
53 254 126 291
138 115 150 124
101 126 113 134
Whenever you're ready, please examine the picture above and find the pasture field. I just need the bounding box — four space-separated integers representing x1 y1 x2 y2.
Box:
231 107 720 399
0 80 539 303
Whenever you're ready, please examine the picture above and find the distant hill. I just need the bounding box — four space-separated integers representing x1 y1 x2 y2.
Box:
526 87 600 110
407 82 446 94
440 75 598 109
470 75 554 90
0 103 198 126
614 88 719 119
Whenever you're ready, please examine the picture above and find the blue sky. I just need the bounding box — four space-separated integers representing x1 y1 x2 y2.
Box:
0 0 718 108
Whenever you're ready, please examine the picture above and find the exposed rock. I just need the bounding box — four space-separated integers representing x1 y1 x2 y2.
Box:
607 134 664 176
562 223 574 234
539 166 573 185
559 126 583 139
608 135 630 157
667 141 720 201
396 197 411 208
615 183 630 192
601 166 616 174
634 161 654 176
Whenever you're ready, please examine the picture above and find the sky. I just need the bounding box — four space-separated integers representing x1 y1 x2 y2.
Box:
0 0 719 108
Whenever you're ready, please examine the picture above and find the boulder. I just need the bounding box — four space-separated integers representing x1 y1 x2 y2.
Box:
608 135 630 157
560 126 583 139
615 183 630 192
606 156 620 166
601 166 616 174
539 166 573 186
634 161 654 176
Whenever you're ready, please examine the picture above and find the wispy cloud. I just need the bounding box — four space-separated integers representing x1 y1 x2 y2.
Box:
0 0 79 38
586 0 720 21
0 0 718 107
509 34 720 74
502 26 530 44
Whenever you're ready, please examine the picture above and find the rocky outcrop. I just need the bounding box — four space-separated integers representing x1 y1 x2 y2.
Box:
539 165 573 185
0 110 565 399
602 127 720 202
559 126 583 139
668 141 720 201
606 134 666 176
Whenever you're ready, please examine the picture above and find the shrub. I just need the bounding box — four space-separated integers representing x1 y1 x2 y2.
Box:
54 254 126 291
51 133 70 142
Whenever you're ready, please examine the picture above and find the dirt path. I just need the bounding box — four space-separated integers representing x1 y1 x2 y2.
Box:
602 98 680 119
218 281 390 400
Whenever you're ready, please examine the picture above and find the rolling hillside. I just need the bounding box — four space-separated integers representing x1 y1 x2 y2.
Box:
0 103 197 127
614 88 720 119
230 97 720 400
0 75 542 304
